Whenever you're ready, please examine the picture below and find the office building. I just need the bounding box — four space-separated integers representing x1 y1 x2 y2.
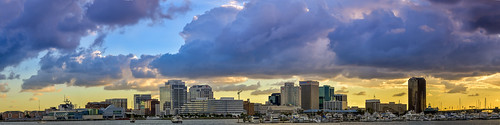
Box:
281 82 301 106
160 80 187 115
145 99 160 116
207 97 244 115
365 99 380 113
134 94 151 110
380 102 407 115
105 98 127 109
268 93 281 106
408 77 426 113
332 94 348 110
243 99 255 115
189 85 214 102
102 105 125 119
324 100 344 110
300 80 319 110
180 98 209 114
319 85 334 109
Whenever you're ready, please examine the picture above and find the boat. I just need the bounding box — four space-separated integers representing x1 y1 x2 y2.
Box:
130 113 135 123
171 116 183 123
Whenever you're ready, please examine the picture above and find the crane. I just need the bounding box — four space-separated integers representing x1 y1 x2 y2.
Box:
237 90 243 100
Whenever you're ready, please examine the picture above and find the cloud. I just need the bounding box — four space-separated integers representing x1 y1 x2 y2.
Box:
29 97 38 101
0 83 9 93
33 93 43 96
335 86 349 94
213 82 261 91
0 72 20 80
0 94 6 98
442 81 468 94
250 88 280 95
151 0 339 79
393 92 406 97
354 91 366 96
22 49 134 90
468 93 479 97
0 0 190 72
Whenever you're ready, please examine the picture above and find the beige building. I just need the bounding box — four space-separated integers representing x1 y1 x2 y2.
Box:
380 102 407 115
280 82 301 106
365 99 380 113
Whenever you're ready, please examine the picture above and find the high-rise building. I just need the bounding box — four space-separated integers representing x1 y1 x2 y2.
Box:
268 93 281 106
332 94 348 110
160 80 187 115
145 99 160 116
319 85 333 109
189 85 214 102
300 80 319 110
408 77 426 113
105 98 127 109
280 82 301 106
365 99 380 113
134 94 151 110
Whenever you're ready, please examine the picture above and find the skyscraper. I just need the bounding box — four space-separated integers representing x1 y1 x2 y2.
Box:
268 93 281 106
319 85 333 109
134 94 151 110
160 80 187 115
280 82 301 106
189 85 214 102
300 80 319 110
408 77 426 113
332 94 348 110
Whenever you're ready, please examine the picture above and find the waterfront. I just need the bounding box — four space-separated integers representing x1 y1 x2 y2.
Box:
1 119 500 125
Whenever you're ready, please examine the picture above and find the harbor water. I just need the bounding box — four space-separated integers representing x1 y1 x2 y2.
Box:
1 119 500 125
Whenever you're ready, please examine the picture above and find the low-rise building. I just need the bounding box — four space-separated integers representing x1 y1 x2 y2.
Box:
102 105 125 119
208 97 244 116
2 111 25 120
180 98 209 114
105 98 127 109
365 99 381 113
85 102 111 109
324 100 344 110
380 102 407 115
243 99 255 115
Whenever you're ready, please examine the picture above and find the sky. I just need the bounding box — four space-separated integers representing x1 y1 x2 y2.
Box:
1 0 500 111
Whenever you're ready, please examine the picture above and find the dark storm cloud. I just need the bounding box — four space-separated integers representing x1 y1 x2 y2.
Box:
468 93 479 97
442 81 468 94
335 87 349 94
0 0 190 72
0 72 20 80
22 49 134 91
428 0 500 34
152 0 339 79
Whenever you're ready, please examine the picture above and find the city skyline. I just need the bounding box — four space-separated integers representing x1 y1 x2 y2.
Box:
2 0 500 112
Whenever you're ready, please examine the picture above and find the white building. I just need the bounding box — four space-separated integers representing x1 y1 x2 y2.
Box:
208 97 244 116
324 100 345 110
189 85 214 102
280 82 301 106
102 105 125 119
180 98 209 114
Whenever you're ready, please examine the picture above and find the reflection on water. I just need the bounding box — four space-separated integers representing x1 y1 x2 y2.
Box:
1 119 500 125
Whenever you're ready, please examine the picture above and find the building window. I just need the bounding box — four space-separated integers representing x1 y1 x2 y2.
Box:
8 113 12 118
